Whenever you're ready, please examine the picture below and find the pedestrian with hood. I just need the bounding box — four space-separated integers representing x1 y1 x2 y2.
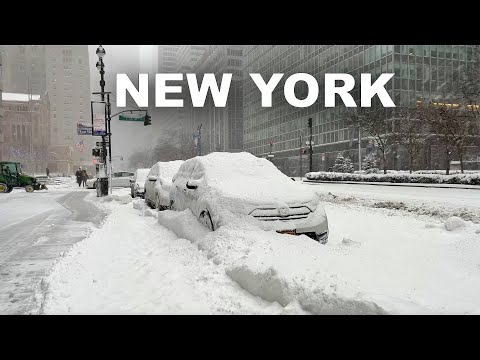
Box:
75 167 83 187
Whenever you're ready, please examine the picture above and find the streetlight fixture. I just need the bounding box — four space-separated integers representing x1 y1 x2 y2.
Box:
92 45 111 196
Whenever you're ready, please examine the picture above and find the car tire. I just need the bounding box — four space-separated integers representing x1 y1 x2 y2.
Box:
199 210 214 231
25 185 34 193
6 186 13 193
156 195 166 211
0 182 8 193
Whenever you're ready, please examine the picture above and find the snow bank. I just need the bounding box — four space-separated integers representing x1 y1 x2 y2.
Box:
133 199 145 210
158 209 385 314
306 171 480 185
102 194 132 204
314 190 480 224
42 193 284 314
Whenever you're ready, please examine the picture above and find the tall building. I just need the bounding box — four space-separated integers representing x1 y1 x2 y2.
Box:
0 92 50 173
243 45 480 175
0 45 46 95
186 45 244 154
174 45 207 133
158 45 180 73
45 45 93 173
0 49 3 122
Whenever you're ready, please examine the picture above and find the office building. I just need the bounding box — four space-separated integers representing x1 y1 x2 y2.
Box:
243 45 480 175
185 45 244 154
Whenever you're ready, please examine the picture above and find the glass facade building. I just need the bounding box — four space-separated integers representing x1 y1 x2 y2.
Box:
243 45 480 175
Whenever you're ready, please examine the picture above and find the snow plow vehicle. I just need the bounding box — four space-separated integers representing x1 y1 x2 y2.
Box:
0 162 48 193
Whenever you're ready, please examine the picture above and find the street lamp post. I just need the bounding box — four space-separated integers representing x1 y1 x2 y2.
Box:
93 45 111 196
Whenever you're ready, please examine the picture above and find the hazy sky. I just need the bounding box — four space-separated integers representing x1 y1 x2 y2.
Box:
88 45 160 167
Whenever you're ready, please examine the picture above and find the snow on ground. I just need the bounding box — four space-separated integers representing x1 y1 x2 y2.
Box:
305 182 480 224
159 202 480 314
41 188 290 314
40 184 480 315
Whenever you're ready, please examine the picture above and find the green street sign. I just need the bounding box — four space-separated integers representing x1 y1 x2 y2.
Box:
119 114 145 121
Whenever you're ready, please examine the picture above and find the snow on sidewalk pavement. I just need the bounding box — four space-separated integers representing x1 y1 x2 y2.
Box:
40 190 291 314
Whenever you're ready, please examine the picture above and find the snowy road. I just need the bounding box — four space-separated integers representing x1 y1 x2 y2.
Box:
0 188 106 314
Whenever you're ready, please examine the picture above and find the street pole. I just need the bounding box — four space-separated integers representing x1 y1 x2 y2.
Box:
358 126 362 171
198 124 202 156
299 134 303 180
308 117 313 172
94 45 109 197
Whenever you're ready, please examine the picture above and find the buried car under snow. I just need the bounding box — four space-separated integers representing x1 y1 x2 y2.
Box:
170 152 329 244
144 160 184 210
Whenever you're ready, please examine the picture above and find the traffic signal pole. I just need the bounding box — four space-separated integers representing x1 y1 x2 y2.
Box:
308 117 313 173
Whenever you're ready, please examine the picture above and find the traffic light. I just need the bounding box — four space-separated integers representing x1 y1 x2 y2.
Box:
144 113 151 126
92 148 101 157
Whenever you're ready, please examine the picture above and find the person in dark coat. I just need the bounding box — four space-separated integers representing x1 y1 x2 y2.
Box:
46 168 50 177
75 168 82 187
81 169 88 187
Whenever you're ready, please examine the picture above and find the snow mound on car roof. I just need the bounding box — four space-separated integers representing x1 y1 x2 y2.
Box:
177 152 316 205
149 160 184 180
135 168 151 183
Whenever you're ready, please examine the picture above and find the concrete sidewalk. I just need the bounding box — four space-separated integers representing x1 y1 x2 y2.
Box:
302 179 480 190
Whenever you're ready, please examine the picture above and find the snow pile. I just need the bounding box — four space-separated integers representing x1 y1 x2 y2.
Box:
444 216 465 231
132 199 145 210
142 209 156 217
305 171 480 186
159 199 480 315
102 194 132 204
158 209 385 314
41 192 286 314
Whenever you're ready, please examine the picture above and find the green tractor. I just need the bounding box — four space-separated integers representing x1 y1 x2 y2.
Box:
0 162 48 193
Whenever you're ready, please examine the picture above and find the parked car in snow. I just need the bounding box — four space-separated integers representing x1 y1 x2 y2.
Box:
86 171 135 189
130 168 150 198
144 160 184 209
170 152 329 243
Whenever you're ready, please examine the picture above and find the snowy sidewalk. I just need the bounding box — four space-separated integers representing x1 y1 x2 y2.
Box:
40 191 290 314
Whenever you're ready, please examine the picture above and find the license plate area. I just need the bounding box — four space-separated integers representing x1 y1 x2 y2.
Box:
277 229 297 235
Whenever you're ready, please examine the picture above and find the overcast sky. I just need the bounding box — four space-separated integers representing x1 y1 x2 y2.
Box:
88 45 160 167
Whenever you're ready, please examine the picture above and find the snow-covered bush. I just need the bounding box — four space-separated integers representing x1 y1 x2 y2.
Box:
305 171 480 185
333 153 354 173
362 153 379 174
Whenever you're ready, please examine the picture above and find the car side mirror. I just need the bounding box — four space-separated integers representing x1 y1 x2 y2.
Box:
148 175 157 181
186 182 198 190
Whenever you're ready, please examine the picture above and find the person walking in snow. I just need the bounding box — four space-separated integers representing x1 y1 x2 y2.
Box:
81 169 88 187
75 168 83 187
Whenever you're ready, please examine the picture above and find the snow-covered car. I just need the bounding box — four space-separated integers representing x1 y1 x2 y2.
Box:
144 160 184 209
86 171 135 189
130 168 150 198
170 152 329 243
